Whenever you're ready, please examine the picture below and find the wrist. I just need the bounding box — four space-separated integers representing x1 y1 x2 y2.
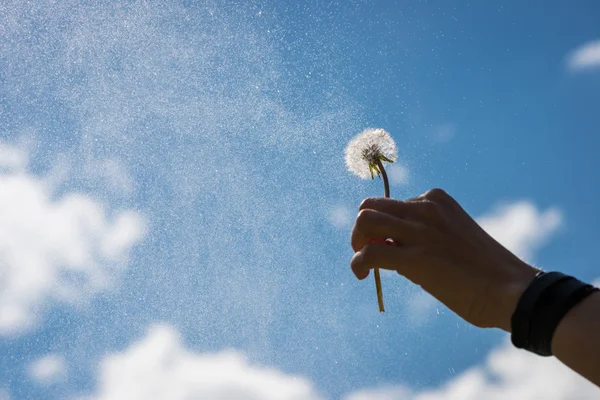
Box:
494 262 539 332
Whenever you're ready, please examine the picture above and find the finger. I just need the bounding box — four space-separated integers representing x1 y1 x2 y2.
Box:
351 209 426 252
359 197 416 219
408 188 460 211
351 243 428 283
359 197 439 222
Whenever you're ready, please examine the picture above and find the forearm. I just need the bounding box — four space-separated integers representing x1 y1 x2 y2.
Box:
551 291 600 387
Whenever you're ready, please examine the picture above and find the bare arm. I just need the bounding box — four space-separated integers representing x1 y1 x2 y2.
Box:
350 188 600 387
552 292 600 386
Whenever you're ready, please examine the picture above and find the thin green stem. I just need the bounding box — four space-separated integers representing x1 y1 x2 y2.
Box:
377 159 390 198
374 268 384 313
374 159 390 313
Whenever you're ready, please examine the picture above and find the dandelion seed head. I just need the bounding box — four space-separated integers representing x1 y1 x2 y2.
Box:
344 128 398 179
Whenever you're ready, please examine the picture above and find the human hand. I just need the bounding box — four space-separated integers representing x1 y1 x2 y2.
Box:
350 188 539 331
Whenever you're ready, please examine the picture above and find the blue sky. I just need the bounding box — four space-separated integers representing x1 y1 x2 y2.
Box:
1 1 599 399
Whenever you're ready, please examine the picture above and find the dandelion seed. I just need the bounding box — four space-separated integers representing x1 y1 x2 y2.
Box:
344 128 398 312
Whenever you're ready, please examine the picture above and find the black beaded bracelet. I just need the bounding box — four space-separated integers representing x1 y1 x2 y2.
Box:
511 271 599 356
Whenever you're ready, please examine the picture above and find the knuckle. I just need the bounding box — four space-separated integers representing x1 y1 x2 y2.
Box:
423 188 449 202
359 197 376 211
419 200 441 219
355 208 374 226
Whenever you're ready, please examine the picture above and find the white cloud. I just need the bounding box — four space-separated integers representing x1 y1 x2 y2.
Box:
344 338 599 400
0 143 146 336
84 325 323 400
345 386 413 400
567 40 600 71
86 322 600 400
28 354 67 385
328 205 353 230
387 164 410 186
477 201 562 262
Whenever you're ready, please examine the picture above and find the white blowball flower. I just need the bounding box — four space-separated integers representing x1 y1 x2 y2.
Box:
345 128 398 179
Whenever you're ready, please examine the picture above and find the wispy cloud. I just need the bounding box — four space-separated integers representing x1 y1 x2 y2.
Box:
84 325 323 400
403 290 439 327
0 142 146 336
432 123 456 144
0 145 28 172
344 336 599 399
86 158 134 194
567 40 600 71
387 163 410 186
477 201 562 262
328 205 353 230
28 354 67 385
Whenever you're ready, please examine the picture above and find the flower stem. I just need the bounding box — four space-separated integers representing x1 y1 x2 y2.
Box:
377 159 390 198
374 268 384 313
375 159 390 313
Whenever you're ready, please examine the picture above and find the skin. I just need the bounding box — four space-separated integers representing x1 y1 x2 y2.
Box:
350 188 600 387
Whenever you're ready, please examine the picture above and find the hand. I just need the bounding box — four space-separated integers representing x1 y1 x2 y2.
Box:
350 188 539 331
